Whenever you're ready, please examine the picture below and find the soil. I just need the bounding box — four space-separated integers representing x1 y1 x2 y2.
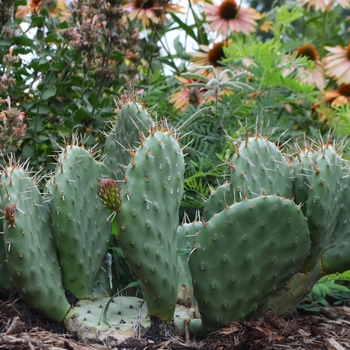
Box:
2 287 350 350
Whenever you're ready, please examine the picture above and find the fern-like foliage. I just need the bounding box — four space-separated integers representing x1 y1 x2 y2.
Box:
320 270 350 283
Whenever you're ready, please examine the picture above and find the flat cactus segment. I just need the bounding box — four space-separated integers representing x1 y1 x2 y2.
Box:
0 219 13 290
291 149 314 216
229 135 293 202
322 172 350 274
177 220 203 307
117 130 185 320
189 195 310 334
300 144 343 272
64 296 150 342
202 183 234 221
104 102 153 179
64 296 197 343
47 145 114 299
0 166 70 321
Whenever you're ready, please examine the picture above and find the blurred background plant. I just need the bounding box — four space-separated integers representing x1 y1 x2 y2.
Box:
298 272 350 313
0 0 349 218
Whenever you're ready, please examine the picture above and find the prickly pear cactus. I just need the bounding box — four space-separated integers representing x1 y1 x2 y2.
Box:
0 165 70 321
229 134 293 202
46 144 115 299
300 143 343 272
117 128 185 320
322 169 350 274
189 195 310 334
104 102 153 179
291 147 314 216
0 219 13 290
202 182 234 221
177 216 203 307
64 296 197 343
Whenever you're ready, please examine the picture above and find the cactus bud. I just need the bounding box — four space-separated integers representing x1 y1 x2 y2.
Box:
97 178 121 212
4 203 16 227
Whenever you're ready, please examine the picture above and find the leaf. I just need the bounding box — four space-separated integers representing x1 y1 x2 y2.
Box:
31 15 46 27
110 50 125 62
13 35 34 46
173 35 184 56
169 13 197 41
59 21 69 29
73 107 91 123
41 86 56 100
45 32 62 43
0 40 12 46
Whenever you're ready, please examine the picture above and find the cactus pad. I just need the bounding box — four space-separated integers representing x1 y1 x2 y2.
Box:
0 166 70 321
300 143 343 272
117 129 185 320
47 144 114 299
189 195 310 334
229 135 292 202
104 102 153 179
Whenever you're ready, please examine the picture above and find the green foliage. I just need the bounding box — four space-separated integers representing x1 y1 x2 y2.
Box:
320 271 350 283
298 280 350 312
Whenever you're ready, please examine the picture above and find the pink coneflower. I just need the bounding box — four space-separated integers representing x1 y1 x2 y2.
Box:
203 0 259 38
299 0 350 11
124 0 182 28
283 44 325 90
322 84 350 106
337 0 350 7
324 42 350 85
189 42 228 68
16 0 68 18
169 77 205 111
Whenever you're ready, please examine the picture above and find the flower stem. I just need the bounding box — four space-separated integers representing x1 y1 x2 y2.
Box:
321 10 327 56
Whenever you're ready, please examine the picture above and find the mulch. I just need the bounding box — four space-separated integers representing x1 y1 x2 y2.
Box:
2 288 350 349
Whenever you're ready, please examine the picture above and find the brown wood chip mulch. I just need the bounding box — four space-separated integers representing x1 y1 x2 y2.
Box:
2 288 350 349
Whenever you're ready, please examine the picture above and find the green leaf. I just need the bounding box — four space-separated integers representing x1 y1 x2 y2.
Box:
41 86 57 100
13 35 34 46
73 107 91 123
110 50 125 62
59 21 69 29
0 40 12 46
169 13 197 41
31 15 46 27
45 32 62 43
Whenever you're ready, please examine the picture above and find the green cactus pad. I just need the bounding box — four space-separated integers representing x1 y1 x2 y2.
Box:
104 102 153 179
300 144 343 272
64 296 197 343
0 166 70 321
229 135 293 202
202 182 234 221
291 148 314 216
189 195 310 334
47 145 114 299
117 129 185 320
0 219 13 290
322 172 350 274
177 219 203 307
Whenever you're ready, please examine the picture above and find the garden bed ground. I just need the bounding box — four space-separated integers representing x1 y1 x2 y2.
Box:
1 288 350 350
